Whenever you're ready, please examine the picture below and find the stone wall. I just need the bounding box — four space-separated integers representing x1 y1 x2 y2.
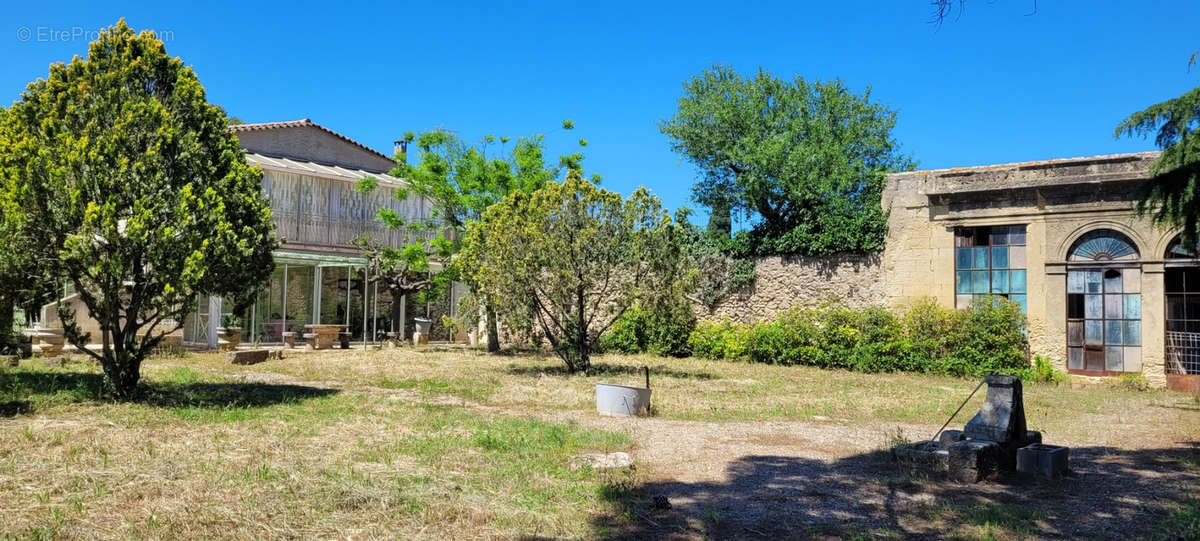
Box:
696 253 886 323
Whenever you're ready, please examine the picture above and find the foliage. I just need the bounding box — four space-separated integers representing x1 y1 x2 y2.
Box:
462 177 692 372
688 297 1030 378
374 124 582 349
0 21 276 399
1032 354 1065 384
599 299 697 358
1115 82 1200 248
675 208 757 310
688 320 751 360
660 65 915 256
1114 373 1152 392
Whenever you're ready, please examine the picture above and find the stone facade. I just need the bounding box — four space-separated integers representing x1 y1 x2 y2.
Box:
699 151 1199 389
881 151 1187 388
697 253 885 323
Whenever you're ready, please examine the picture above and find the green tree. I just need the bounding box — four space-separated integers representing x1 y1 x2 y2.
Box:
660 65 915 256
377 123 579 350
1115 59 1200 248
462 176 690 372
0 21 276 398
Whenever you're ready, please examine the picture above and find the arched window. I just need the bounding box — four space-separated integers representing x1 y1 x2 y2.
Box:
1065 229 1141 375
1165 235 1199 259
1068 230 1139 261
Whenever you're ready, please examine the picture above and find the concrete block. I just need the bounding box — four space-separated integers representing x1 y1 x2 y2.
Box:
948 440 1001 483
1016 444 1069 478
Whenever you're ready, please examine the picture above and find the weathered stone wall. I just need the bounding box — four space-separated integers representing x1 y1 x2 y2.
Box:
696 253 886 323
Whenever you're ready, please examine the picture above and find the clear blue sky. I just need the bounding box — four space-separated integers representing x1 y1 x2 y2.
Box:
4 1 1199 224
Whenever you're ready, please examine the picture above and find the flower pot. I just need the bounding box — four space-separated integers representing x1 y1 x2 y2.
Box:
217 326 242 351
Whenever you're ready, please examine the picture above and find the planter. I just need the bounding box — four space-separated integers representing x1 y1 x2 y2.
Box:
217 327 242 351
413 318 432 335
595 383 651 417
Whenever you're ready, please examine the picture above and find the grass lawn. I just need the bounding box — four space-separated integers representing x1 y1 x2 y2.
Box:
1 346 1197 540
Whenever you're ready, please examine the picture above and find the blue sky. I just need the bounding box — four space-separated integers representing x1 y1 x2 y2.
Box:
4 1 1199 224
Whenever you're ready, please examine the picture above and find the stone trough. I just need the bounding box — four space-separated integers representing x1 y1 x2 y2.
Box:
894 374 1069 482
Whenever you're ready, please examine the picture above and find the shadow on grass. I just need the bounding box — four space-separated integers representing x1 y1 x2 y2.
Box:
0 370 338 413
506 362 716 381
593 444 1200 540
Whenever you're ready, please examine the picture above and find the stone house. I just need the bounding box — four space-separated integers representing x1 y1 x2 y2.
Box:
37 119 468 349
703 151 1199 391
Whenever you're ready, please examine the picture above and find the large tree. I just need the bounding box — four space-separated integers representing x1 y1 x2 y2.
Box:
660 65 915 256
0 21 276 398
462 175 689 373
1115 57 1200 247
374 124 577 350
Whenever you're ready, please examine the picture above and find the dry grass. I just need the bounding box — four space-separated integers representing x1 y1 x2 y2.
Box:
0 346 1197 539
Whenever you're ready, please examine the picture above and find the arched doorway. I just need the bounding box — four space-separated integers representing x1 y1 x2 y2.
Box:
1164 236 1200 379
1065 230 1142 375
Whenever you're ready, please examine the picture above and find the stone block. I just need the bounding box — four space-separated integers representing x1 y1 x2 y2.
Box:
964 375 1027 444
948 440 1001 483
1016 444 1069 478
227 349 271 365
893 440 949 472
938 429 966 449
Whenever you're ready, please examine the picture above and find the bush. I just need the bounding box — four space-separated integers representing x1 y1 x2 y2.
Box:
689 320 750 360
688 296 1031 378
1032 354 1065 384
599 301 696 358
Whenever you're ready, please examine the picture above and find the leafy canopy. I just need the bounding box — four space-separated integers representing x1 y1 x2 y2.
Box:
1115 75 1200 247
461 175 692 373
0 20 276 398
661 65 915 256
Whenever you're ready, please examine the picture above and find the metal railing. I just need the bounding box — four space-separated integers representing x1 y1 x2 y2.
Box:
1165 331 1200 375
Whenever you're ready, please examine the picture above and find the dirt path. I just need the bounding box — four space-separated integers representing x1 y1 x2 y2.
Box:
229 370 1199 539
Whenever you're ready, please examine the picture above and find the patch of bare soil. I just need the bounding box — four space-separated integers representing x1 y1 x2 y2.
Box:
585 416 1199 540
228 370 1198 539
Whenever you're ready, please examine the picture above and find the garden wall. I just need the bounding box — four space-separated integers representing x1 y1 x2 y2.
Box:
696 253 886 323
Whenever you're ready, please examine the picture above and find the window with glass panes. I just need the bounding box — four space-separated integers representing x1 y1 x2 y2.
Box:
954 226 1028 312
1065 230 1142 374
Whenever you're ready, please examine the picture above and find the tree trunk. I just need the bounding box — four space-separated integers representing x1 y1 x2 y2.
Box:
0 296 13 347
390 293 404 338
485 304 500 353
102 355 142 401
575 286 589 373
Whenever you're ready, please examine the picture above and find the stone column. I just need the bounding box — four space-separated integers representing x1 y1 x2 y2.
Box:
1041 262 1068 371
207 295 221 349
1141 262 1167 387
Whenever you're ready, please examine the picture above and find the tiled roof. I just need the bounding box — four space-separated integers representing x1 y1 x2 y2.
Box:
230 119 394 163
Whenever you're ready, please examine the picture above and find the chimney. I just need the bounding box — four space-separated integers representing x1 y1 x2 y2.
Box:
393 140 408 165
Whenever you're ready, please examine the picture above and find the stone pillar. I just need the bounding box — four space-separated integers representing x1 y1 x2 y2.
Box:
1042 262 1068 371
1141 262 1167 387
207 295 221 349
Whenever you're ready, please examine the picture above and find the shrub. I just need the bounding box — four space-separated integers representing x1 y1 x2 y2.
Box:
941 297 1029 377
599 307 645 355
688 296 1031 378
599 301 696 358
1032 354 1065 384
1114 373 1152 391
689 320 750 360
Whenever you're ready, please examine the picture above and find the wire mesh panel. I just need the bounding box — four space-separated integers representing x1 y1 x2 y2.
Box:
1166 331 1200 375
